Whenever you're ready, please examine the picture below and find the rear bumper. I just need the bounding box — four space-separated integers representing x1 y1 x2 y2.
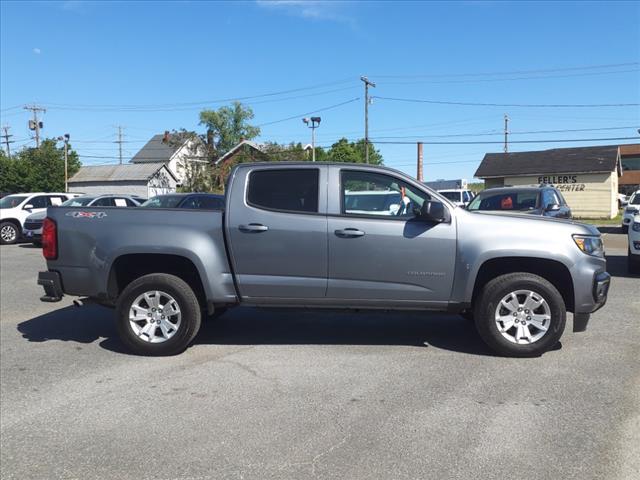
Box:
38 271 64 302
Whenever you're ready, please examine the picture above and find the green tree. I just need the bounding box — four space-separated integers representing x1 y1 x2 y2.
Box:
0 139 80 193
326 138 383 165
199 101 261 159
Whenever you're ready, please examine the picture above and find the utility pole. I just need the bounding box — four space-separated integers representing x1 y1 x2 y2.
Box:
417 142 424 181
24 104 46 147
58 134 70 192
1 125 13 157
360 76 376 163
503 113 509 153
115 126 124 164
302 117 321 162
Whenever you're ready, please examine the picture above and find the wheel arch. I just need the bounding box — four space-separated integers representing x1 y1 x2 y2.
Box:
107 253 209 312
470 257 575 313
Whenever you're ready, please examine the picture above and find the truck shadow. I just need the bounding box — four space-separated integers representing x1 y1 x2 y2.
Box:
605 253 639 279
17 305 506 357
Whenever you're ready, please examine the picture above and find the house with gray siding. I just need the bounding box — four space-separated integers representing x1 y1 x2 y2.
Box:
68 163 178 198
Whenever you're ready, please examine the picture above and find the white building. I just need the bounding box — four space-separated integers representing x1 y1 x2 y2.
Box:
130 132 206 187
68 163 178 198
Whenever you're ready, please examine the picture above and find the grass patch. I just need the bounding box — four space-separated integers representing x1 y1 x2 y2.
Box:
575 213 623 226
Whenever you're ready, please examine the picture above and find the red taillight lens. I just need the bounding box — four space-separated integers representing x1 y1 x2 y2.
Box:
42 218 57 260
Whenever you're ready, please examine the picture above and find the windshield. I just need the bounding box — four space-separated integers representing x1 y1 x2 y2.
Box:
61 197 95 207
140 195 184 208
439 191 461 202
630 193 640 205
468 191 539 211
0 195 28 209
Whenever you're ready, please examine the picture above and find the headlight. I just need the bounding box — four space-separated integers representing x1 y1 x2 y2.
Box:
573 235 604 257
633 221 640 232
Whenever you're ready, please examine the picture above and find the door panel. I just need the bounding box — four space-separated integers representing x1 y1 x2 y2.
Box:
227 166 328 299
327 216 456 302
327 168 457 304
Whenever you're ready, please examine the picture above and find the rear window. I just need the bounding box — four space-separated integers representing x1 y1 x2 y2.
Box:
141 195 184 208
468 191 539 211
439 191 461 202
247 169 319 213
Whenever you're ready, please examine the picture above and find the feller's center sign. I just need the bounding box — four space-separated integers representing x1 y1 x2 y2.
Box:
537 175 586 192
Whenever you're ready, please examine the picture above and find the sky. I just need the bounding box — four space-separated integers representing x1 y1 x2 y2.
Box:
1 0 639 181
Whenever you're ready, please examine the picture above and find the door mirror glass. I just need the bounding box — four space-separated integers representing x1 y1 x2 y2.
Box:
545 203 560 212
420 201 448 222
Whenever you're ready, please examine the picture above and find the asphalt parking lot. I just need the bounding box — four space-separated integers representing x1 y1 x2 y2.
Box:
1 236 638 480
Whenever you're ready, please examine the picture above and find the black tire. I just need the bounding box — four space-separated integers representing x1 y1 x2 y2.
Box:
622 225 628 234
474 273 566 357
116 273 202 356
628 248 640 274
0 221 20 245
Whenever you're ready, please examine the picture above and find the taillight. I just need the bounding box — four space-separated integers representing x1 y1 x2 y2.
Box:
42 218 57 260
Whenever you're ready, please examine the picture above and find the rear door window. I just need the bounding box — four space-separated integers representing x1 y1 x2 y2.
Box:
247 169 319 213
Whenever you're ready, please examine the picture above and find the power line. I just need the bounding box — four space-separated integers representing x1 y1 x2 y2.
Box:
376 68 640 85
373 136 638 145
370 125 639 139
256 98 360 127
37 78 357 111
371 62 640 79
373 96 640 108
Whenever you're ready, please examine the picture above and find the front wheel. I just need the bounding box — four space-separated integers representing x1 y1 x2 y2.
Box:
116 273 202 356
474 273 566 357
0 222 20 245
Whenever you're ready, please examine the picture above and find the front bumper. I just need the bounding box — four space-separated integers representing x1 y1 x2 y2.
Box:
38 271 64 302
573 270 610 333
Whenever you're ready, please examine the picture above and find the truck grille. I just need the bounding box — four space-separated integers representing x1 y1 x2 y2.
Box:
24 220 43 230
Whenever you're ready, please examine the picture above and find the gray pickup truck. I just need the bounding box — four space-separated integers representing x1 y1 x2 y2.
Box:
37 162 610 357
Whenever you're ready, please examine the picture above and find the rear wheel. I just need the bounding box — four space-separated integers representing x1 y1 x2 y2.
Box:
0 222 19 245
116 273 201 356
474 273 566 357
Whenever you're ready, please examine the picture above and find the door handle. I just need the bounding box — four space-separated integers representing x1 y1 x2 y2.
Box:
334 228 365 238
239 223 269 233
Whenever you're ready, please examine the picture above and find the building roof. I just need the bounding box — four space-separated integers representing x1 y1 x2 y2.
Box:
69 163 177 183
475 145 621 178
620 143 640 156
130 134 186 164
214 140 264 165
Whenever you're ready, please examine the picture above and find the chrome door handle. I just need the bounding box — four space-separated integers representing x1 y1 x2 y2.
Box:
239 223 269 233
334 228 365 238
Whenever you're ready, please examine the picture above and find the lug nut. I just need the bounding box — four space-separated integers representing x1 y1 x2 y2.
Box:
527 316 531 321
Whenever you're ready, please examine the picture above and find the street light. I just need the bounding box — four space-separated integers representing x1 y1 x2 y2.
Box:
57 134 70 193
302 116 321 162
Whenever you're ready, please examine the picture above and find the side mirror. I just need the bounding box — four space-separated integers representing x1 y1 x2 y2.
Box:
419 201 449 223
23 204 34 210
545 203 560 212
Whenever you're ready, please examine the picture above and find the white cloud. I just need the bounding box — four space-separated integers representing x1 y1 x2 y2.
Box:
256 0 356 26
33 48 41 55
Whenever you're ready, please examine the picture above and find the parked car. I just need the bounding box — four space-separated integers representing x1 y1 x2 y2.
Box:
618 193 629 209
0 192 81 245
22 194 144 245
628 214 640 273
38 163 610 358
467 185 572 219
621 190 639 233
344 190 403 215
437 189 474 208
141 193 225 210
